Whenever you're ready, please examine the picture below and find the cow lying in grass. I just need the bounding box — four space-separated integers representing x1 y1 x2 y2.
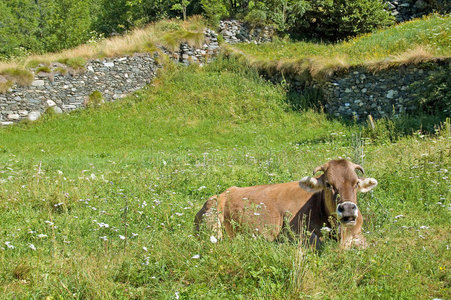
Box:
195 159 378 249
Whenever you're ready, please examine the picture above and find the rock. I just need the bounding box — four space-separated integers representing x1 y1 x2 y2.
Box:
32 80 45 87
52 106 63 114
103 62 114 67
386 90 395 99
18 110 29 116
1 121 14 126
46 100 57 108
7 113 20 120
28 111 41 121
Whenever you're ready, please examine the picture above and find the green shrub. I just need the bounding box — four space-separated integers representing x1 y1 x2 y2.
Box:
201 0 228 26
58 57 86 70
86 90 104 108
244 9 268 28
36 66 51 73
293 0 395 41
413 67 451 115
155 20 182 32
54 67 68 75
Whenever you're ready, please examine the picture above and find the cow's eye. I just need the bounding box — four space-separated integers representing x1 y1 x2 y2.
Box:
325 182 332 189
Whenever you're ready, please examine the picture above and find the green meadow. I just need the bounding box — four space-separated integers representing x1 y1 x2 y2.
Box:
0 57 449 298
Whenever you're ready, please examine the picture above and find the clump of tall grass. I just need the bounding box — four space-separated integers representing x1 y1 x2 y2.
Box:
0 68 34 86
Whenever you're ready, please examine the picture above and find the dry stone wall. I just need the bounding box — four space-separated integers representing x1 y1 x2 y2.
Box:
1 54 159 125
265 58 450 120
386 0 450 22
322 60 450 120
219 20 274 44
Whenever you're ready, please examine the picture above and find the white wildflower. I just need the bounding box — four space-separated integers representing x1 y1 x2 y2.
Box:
210 236 218 244
321 226 332 233
192 254 200 259
119 235 126 240
5 241 15 249
37 234 48 238
29 244 36 251
143 247 148 252
99 236 108 241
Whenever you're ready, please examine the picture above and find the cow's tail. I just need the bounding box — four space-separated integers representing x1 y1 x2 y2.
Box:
194 195 223 240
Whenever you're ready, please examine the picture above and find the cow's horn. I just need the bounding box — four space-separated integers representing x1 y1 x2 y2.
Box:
354 164 365 174
313 163 328 175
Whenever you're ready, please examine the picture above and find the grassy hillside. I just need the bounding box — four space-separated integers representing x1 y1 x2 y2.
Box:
230 14 451 79
0 59 449 298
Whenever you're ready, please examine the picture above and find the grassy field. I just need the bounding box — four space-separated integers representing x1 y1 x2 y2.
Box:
230 14 451 79
0 58 450 298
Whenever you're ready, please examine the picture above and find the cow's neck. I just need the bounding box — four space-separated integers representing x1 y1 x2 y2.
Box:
321 190 337 221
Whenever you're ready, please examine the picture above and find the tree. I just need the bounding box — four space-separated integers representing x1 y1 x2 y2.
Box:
263 0 308 31
292 0 394 40
172 0 191 21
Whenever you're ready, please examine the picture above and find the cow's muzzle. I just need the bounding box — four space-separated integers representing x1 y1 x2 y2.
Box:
337 202 358 226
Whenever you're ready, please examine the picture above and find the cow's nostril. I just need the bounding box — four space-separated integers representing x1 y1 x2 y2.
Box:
352 205 357 210
337 205 344 212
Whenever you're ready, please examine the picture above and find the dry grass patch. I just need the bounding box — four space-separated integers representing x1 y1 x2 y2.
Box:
367 45 435 72
0 68 34 86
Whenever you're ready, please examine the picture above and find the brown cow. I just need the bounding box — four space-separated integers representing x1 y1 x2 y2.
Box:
194 159 377 249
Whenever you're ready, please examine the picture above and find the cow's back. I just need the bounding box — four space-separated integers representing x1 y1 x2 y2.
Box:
217 181 315 240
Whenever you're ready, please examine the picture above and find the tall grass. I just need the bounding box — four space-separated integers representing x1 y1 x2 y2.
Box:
0 59 449 298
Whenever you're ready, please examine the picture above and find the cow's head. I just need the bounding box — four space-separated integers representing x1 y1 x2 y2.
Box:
299 159 377 227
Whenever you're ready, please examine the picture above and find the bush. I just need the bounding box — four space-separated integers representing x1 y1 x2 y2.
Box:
414 67 450 115
85 90 104 108
292 0 395 41
244 9 268 28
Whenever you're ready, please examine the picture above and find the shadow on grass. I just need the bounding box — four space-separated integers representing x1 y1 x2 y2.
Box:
284 84 449 145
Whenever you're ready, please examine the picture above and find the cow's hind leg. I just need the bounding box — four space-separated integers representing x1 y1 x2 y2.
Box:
194 195 223 239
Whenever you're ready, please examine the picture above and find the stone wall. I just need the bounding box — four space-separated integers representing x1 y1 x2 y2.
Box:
1 25 268 125
322 60 450 120
219 20 274 44
159 29 220 65
263 58 450 120
0 54 159 125
387 0 450 22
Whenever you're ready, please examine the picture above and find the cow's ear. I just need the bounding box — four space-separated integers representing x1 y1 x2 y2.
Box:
299 176 324 193
357 178 378 193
